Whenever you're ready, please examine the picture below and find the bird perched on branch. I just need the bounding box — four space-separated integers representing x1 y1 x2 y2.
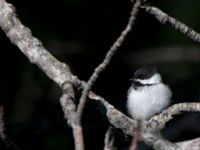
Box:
127 66 172 150
127 66 172 120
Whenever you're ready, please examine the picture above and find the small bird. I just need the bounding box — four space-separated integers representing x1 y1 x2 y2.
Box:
127 66 172 121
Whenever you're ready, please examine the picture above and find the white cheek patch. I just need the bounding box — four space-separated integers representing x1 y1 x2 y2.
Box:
135 73 162 85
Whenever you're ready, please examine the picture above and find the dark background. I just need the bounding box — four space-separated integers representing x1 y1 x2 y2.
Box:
1 0 200 149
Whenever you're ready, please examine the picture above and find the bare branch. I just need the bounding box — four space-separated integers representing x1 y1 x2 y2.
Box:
177 137 200 150
130 127 140 150
141 132 180 150
144 5 200 43
77 0 142 120
0 1 83 148
149 103 200 130
60 82 77 126
87 90 138 135
104 126 116 150
0 0 77 87
0 106 5 139
88 91 200 150
89 91 180 150
0 0 200 150
0 106 21 150
60 82 84 150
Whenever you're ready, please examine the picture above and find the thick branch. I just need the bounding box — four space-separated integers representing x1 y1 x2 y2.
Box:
177 138 200 150
0 0 76 87
144 5 200 43
0 2 82 148
77 0 142 120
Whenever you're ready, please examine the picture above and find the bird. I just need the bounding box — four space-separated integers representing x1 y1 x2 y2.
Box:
127 66 172 121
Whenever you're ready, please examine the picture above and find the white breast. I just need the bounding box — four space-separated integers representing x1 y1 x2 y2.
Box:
127 83 172 121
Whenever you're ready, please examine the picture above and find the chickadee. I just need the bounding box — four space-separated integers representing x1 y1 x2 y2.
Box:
127 66 172 121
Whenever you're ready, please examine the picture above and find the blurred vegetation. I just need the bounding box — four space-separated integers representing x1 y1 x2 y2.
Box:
1 0 200 149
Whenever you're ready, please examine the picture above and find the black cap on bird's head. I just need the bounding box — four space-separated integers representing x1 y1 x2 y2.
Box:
133 66 158 80
130 66 162 87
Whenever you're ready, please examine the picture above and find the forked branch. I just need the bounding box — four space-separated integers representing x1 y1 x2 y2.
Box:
0 0 200 150
77 0 142 121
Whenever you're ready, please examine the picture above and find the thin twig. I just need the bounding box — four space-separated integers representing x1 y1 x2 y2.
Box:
0 106 21 150
104 126 116 150
130 127 140 150
77 0 142 121
0 106 5 139
144 5 200 43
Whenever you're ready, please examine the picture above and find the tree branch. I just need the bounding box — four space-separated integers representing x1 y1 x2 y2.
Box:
0 106 5 140
88 91 180 150
60 82 84 150
149 103 200 130
177 137 200 150
77 0 142 120
143 5 200 43
0 0 77 87
0 0 200 149
0 106 20 150
104 126 116 150
87 90 138 135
